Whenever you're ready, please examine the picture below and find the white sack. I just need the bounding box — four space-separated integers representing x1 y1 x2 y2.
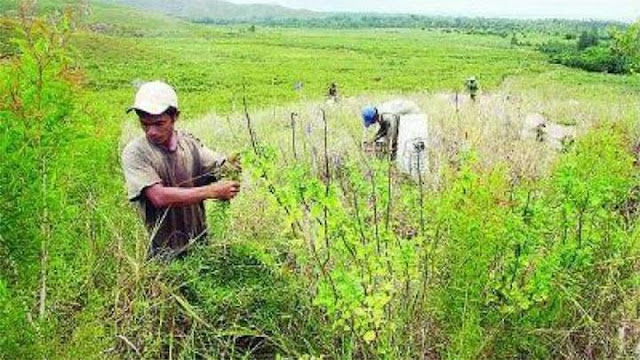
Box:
377 99 421 116
396 113 430 177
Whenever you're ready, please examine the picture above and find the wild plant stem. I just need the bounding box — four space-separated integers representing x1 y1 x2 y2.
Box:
242 93 259 155
370 171 381 256
242 94 302 235
291 112 297 160
385 151 392 231
39 190 48 321
417 146 425 234
322 109 331 268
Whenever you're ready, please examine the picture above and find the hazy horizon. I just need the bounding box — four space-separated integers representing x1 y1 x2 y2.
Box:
227 0 640 22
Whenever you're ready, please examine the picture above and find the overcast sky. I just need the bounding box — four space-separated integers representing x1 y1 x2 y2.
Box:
227 0 640 22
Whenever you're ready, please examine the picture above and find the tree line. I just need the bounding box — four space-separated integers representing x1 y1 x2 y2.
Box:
195 14 621 36
539 22 640 74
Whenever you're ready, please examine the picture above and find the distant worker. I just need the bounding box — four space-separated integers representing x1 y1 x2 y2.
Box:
535 122 546 142
121 81 241 258
465 76 479 101
328 82 339 102
362 106 401 160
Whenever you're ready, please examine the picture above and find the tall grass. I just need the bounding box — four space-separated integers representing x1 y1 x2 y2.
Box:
1 2 639 358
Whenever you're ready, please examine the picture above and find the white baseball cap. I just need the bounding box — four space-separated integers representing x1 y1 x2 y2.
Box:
127 81 178 115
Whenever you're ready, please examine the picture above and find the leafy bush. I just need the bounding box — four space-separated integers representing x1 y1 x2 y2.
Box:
539 22 640 74
0 6 123 358
431 126 639 358
567 46 632 73
577 30 600 51
235 118 640 358
0 9 76 357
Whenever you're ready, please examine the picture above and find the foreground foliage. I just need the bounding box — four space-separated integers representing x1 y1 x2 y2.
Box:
0 2 639 359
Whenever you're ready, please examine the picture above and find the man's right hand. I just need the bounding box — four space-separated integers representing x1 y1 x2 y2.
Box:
209 180 241 200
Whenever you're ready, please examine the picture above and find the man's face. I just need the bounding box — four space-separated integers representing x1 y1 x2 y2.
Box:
139 112 175 147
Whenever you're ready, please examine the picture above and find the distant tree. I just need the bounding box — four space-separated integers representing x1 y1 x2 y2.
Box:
610 21 640 58
248 24 256 32
510 33 518 45
577 30 599 51
609 21 640 72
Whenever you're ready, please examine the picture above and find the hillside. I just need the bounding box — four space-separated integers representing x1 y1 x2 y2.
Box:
0 0 204 38
101 0 318 20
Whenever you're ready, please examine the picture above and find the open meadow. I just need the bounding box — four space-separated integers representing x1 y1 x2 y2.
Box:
1 1 640 359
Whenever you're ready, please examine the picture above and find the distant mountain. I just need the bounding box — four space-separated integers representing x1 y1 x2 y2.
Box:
101 0 318 20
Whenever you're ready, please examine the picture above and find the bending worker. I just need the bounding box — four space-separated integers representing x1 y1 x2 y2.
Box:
362 105 401 160
121 81 241 258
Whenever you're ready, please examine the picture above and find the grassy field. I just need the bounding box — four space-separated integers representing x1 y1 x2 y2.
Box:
1 1 640 359
76 26 551 115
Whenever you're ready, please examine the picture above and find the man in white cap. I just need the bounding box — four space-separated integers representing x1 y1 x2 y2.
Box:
121 81 240 257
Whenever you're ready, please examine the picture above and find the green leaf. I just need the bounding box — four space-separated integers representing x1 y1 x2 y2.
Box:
363 330 376 343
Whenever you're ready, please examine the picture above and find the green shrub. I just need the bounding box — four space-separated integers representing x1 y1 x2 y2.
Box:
577 30 600 51
0 7 121 358
539 22 640 74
